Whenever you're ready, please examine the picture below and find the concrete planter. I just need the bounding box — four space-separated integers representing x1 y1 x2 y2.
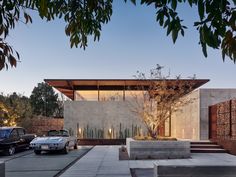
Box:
126 138 190 160
0 161 5 177
154 163 236 177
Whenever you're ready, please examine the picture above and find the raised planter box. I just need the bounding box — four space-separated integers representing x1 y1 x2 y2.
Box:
126 138 190 159
154 163 236 177
0 161 5 177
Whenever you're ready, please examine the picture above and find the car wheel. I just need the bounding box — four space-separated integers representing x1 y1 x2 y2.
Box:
74 141 78 149
6 146 16 156
34 150 41 155
62 143 69 154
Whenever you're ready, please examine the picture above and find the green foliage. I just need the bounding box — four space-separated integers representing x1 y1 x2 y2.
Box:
0 92 32 126
30 82 62 117
0 0 113 70
1 0 236 70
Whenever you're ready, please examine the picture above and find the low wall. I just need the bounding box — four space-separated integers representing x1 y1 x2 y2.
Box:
27 117 64 136
215 139 236 155
78 139 126 145
154 164 236 177
0 161 5 177
126 138 190 160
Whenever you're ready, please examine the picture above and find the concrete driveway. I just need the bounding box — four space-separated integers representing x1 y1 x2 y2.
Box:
0 147 92 177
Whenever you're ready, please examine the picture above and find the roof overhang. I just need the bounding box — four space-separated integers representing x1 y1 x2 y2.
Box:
44 79 209 100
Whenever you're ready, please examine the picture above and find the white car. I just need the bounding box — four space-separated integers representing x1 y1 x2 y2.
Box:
30 130 78 155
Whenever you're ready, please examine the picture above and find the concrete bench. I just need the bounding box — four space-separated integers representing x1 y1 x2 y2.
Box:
0 161 5 177
154 163 236 177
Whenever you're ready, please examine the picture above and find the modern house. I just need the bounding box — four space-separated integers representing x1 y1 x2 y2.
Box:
45 79 236 140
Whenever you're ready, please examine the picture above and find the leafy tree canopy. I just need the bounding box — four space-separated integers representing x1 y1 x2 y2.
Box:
0 92 32 126
0 0 236 70
30 82 62 117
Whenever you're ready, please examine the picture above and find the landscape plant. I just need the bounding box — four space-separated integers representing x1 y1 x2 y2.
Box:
0 0 236 70
130 64 196 139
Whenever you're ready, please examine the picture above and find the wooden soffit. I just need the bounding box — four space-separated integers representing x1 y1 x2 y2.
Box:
44 79 209 100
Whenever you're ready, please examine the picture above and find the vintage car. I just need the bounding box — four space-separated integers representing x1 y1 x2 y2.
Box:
30 129 78 155
0 127 36 155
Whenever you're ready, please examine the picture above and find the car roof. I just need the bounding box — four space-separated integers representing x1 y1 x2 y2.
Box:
0 126 23 130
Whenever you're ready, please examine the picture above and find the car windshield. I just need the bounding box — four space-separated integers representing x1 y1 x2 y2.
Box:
59 130 69 137
48 130 69 137
48 130 59 136
0 129 11 138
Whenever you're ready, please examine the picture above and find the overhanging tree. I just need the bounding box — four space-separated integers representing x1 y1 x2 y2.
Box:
129 64 195 138
30 82 61 117
0 0 236 70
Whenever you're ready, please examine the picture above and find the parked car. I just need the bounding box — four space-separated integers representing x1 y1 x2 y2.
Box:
30 129 78 155
0 127 36 155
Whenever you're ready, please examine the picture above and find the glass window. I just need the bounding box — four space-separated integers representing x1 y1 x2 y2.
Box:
0 129 11 138
125 91 147 101
10 129 18 138
17 128 25 136
75 91 98 101
99 91 123 101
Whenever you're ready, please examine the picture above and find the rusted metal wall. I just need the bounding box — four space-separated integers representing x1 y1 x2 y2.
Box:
209 99 236 140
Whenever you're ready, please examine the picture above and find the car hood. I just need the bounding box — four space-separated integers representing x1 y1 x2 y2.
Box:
31 137 66 144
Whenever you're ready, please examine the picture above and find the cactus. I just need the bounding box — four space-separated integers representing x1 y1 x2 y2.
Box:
83 128 85 138
95 128 97 138
91 129 94 138
119 123 122 138
86 124 89 138
124 129 127 138
132 124 134 137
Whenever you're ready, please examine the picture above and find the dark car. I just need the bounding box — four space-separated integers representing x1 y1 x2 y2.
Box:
0 127 36 155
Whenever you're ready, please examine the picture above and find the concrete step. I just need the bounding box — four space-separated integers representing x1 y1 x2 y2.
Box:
191 141 217 145
191 148 228 153
191 144 222 149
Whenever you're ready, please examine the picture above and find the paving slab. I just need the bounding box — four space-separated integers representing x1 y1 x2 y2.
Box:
60 146 132 177
5 146 91 177
60 146 236 177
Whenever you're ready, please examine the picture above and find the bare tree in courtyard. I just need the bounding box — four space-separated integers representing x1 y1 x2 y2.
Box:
129 64 196 139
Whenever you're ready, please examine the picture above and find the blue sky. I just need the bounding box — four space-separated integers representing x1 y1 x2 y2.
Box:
1 1 236 96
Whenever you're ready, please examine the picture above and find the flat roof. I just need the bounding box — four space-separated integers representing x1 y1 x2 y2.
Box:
44 79 209 100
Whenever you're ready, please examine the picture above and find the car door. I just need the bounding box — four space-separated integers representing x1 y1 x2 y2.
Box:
17 128 27 148
8 129 20 148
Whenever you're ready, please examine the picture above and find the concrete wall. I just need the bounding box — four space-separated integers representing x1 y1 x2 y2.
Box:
171 89 236 140
65 89 236 140
199 89 236 140
171 90 200 140
64 101 147 138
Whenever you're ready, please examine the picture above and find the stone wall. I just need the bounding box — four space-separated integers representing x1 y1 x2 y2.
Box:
64 101 147 138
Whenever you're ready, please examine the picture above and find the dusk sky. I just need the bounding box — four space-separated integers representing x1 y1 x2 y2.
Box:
1 1 236 97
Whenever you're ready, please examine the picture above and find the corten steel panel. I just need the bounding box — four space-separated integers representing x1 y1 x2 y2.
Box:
209 105 217 139
210 99 236 140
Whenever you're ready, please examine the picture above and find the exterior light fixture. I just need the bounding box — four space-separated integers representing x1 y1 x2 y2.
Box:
108 128 112 134
78 128 82 134
3 120 8 124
